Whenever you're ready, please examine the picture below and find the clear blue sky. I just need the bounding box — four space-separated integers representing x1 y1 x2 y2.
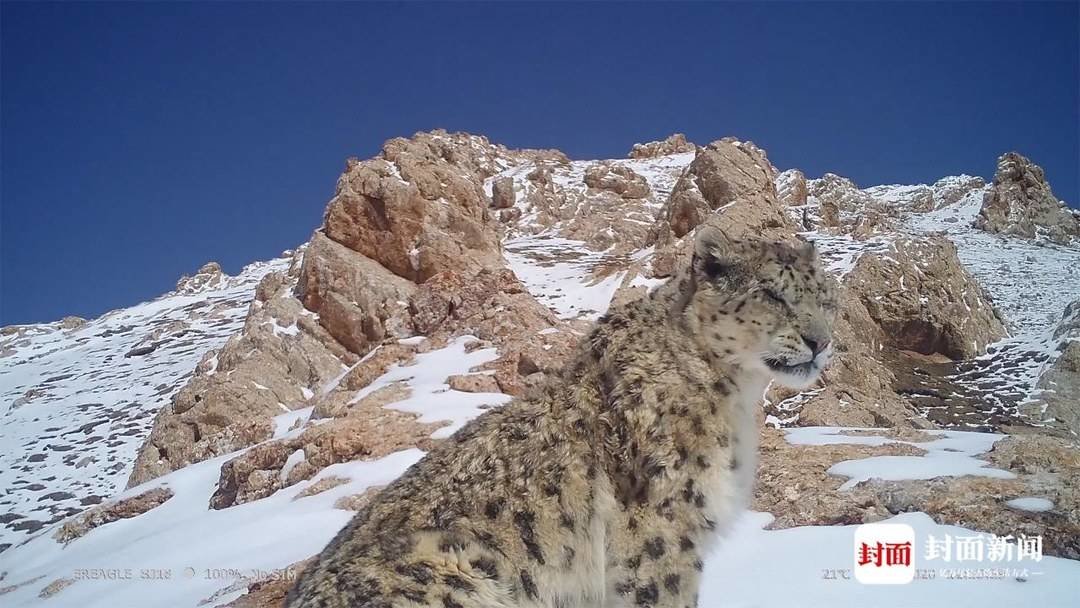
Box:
2 2 1077 325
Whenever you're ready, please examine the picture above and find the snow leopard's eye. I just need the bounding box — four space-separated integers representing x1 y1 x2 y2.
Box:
762 288 787 306
698 254 728 279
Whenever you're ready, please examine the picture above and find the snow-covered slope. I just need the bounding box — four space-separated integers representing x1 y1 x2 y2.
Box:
884 185 1080 424
0 258 288 551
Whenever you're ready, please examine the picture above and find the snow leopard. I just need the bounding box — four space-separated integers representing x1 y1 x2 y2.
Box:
287 223 838 608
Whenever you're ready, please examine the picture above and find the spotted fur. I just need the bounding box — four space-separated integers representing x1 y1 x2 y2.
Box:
286 224 837 608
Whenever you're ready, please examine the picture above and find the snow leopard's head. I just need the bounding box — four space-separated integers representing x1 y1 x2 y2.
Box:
686 223 838 389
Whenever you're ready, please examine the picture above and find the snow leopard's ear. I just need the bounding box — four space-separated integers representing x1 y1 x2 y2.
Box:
692 223 739 280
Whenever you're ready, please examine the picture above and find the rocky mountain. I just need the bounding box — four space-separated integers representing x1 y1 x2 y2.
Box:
0 258 287 548
1 130 1078 607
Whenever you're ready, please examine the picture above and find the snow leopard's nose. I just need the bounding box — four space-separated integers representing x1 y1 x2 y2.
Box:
802 336 829 357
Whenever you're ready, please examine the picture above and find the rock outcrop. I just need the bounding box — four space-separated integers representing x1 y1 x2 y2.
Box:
807 173 897 235
776 169 808 207
175 262 226 294
844 236 1006 359
209 416 439 509
490 176 515 209
582 163 650 198
660 138 786 239
974 152 1079 244
932 175 985 208
322 137 504 284
1023 299 1080 435
295 232 415 355
128 131 581 487
127 249 355 487
53 487 173 544
651 139 797 276
627 133 695 159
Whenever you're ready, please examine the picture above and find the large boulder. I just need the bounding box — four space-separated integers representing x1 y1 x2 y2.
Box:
295 232 415 355
408 268 580 395
661 138 786 238
491 176 516 209
808 173 898 234
128 131 579 487
322 132 506 283
974 152 1079 244
583 163 650 199
53 487 173 544
844 236 1006 359
651 139 797 276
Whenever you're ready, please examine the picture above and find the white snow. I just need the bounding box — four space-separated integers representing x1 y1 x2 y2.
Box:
503 235 626 320
1006 497 1055 513
0 256 289 549
272 406 313 440
350 336 513 438
279 449 306 483
700 511 1080 607
785 427 1014 490
0 448 424 608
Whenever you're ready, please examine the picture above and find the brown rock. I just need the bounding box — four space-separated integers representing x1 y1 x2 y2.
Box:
333 485 384 511
322 132 506 283
175 262 226 294
447 373 501 393
209 414 440 509
292 476 350 500
409 268 561 344
932 175 985 209
583 163 650 199
58 316 87 331
128 249 354 487
627 133 695 159
314 382 412 420
661 139 784 239
491 176 515 209
775 169 808 206
296 232 415 355
650 140 797 276
217 559 311 608
844 235 1006 359
38 578 74 599
975 152 1079 244
54 487 174 544
340 344 417 392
